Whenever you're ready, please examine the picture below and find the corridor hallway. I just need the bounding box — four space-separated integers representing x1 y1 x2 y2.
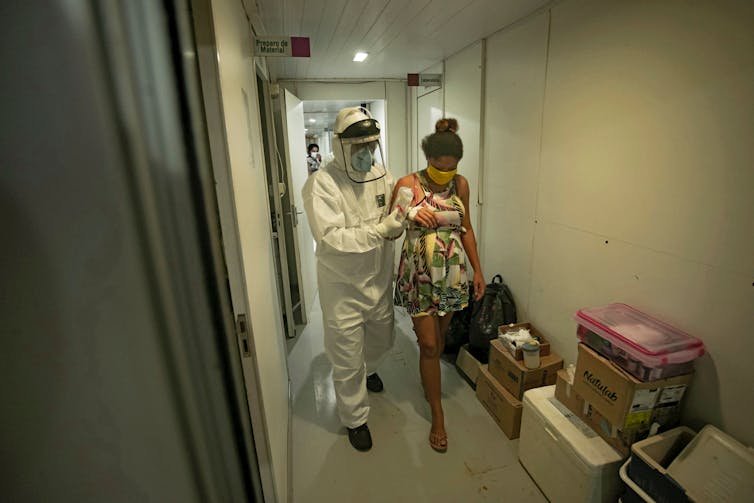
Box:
287 296 547 502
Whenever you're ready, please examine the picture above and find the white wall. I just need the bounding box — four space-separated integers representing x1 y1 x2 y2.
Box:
369 98 388 162
208 0 290 499
416 89 444 171
477 0 754 446
444 41 484 240
386 81 410 177
412 62 445 172
412 52 484 238
481 12 549 324
320 131 332 156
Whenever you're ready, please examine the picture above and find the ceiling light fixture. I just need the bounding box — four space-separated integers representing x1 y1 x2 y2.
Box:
309 118 316 123
353 52 368 62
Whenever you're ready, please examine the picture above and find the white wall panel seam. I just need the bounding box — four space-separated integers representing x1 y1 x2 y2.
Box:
477 37 487 262
524 8 552 317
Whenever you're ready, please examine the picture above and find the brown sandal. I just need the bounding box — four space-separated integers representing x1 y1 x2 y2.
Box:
429 430 448 453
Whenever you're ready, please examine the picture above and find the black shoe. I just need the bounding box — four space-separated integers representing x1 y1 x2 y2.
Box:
347 423 372 451
366 373 384 393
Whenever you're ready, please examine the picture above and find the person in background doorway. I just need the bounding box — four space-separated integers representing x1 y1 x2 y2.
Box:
307 143 321 175
302 107 413 452
392 118 485 453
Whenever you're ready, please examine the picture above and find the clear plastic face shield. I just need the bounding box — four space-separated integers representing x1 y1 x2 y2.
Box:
333 108 387 184
339 135 387 184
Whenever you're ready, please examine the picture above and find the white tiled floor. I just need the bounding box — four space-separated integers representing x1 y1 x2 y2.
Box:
288 296 547 502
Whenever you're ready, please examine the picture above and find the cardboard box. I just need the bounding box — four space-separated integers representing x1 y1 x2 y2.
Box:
554 369 584 414
476 366 523 439
489 339 563 399
558 366 689 458
497 322 552 360
555 369 632 457
573 344 692 430
455 344 484 387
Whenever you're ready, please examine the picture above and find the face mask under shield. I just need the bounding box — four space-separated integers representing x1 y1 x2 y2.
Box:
339 135 387 183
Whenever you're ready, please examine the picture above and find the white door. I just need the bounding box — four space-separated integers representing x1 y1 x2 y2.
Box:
275 88 317 327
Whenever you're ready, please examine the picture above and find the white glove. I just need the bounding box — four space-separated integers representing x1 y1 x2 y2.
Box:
375 211 406 238
375 187 413 238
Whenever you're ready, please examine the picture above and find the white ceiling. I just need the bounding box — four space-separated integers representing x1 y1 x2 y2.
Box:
249 0 550 80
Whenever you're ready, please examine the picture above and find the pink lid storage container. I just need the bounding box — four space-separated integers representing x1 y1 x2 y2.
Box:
574 303 704 381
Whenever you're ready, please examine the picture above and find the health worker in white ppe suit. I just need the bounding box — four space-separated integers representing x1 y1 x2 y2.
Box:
302 107 413 452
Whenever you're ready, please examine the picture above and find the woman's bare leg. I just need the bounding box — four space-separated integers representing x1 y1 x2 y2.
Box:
412 314 447 450
437 311 454 355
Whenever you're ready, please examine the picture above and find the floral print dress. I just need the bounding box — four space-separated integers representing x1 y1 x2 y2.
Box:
394 171 469 317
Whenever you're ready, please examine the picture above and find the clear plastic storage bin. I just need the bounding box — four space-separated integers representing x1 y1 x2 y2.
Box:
575 303 704 381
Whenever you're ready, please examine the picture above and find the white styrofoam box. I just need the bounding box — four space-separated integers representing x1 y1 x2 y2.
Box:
519 385 623 503
666 424 754 502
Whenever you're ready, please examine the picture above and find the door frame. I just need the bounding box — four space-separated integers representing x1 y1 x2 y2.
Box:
255 59 295 503
188 0 278 500
256 75 299 339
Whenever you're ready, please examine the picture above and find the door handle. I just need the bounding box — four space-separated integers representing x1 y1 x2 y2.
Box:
235 314 252 358
287 204 302 226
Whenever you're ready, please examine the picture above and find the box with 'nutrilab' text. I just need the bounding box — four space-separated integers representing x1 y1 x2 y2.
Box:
572 344 693 430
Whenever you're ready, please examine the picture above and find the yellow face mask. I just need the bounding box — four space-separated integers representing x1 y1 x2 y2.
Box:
426 164 457 185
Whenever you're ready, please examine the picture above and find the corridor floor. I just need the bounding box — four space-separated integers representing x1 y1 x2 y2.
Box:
287 297 547 502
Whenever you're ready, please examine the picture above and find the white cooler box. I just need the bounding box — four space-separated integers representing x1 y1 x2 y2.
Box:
519 385 623 503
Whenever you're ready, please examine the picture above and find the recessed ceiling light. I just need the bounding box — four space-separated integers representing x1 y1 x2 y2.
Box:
353 52 368 62
309 118 316 123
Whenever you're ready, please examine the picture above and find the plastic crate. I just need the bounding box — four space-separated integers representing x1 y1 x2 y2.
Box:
620 459 655 503
628 426 695 503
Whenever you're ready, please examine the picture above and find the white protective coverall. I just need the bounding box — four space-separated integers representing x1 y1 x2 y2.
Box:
302 108 410 428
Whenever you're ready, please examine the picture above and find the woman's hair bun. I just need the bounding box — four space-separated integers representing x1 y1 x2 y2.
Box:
423 118 463 159
435 118 459 134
